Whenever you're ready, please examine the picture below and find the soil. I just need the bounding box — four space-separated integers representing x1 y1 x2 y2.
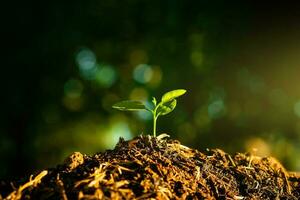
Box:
1 134 300 200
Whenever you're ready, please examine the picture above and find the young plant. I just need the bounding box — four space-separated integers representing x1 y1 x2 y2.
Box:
112 89 186 137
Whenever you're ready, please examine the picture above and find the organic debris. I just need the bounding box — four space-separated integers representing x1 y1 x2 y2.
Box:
1 135 300 199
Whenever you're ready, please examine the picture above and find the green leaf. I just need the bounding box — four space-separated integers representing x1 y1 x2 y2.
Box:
157 99 177 115
161 89 186 103
112 100 146 111
152 97 157 106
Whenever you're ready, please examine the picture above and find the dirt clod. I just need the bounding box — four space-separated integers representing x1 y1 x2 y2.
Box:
1 135 300 199
63 152 85 171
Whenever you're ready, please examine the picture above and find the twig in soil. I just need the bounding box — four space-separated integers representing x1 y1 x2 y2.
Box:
156 133 170 141
56 174 68 200
5 170 48 200
227 154 237 167
234 195 245 199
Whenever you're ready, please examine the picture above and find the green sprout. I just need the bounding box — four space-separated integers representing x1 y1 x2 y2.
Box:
112 89 187 137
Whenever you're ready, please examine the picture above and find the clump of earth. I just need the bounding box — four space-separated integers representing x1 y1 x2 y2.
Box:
1 134 300 199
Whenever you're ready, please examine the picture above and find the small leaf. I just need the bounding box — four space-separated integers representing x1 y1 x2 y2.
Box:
157 99 177 115
152 97 157 106
112 100 146 111
161 89 186 103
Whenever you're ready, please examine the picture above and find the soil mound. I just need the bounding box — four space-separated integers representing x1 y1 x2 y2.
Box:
1 135 300 199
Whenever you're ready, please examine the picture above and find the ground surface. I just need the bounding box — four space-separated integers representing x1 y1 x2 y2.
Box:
1 134 300 200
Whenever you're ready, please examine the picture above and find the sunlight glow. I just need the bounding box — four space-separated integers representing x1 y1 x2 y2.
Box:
104 122 132 149
129 87 148 101
245 137 271 157
133 64 153 84
76 48 97 80
95 65 117 88
208 100 226 119
64 79 83 98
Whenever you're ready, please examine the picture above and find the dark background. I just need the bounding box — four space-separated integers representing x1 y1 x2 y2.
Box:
2 1 300 179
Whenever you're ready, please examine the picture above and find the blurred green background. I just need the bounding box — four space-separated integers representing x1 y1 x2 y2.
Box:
2 1 300 178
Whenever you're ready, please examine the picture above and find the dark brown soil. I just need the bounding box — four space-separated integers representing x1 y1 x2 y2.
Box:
1 134 300 200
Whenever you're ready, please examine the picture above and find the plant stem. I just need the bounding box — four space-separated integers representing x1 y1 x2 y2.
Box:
152 102 161 137
153 113 157 137
152 104 160 137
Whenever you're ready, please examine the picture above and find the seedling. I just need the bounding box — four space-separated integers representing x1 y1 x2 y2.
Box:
112 89 186 137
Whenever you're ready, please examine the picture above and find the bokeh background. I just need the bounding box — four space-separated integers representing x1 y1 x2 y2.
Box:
2 1 300 179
